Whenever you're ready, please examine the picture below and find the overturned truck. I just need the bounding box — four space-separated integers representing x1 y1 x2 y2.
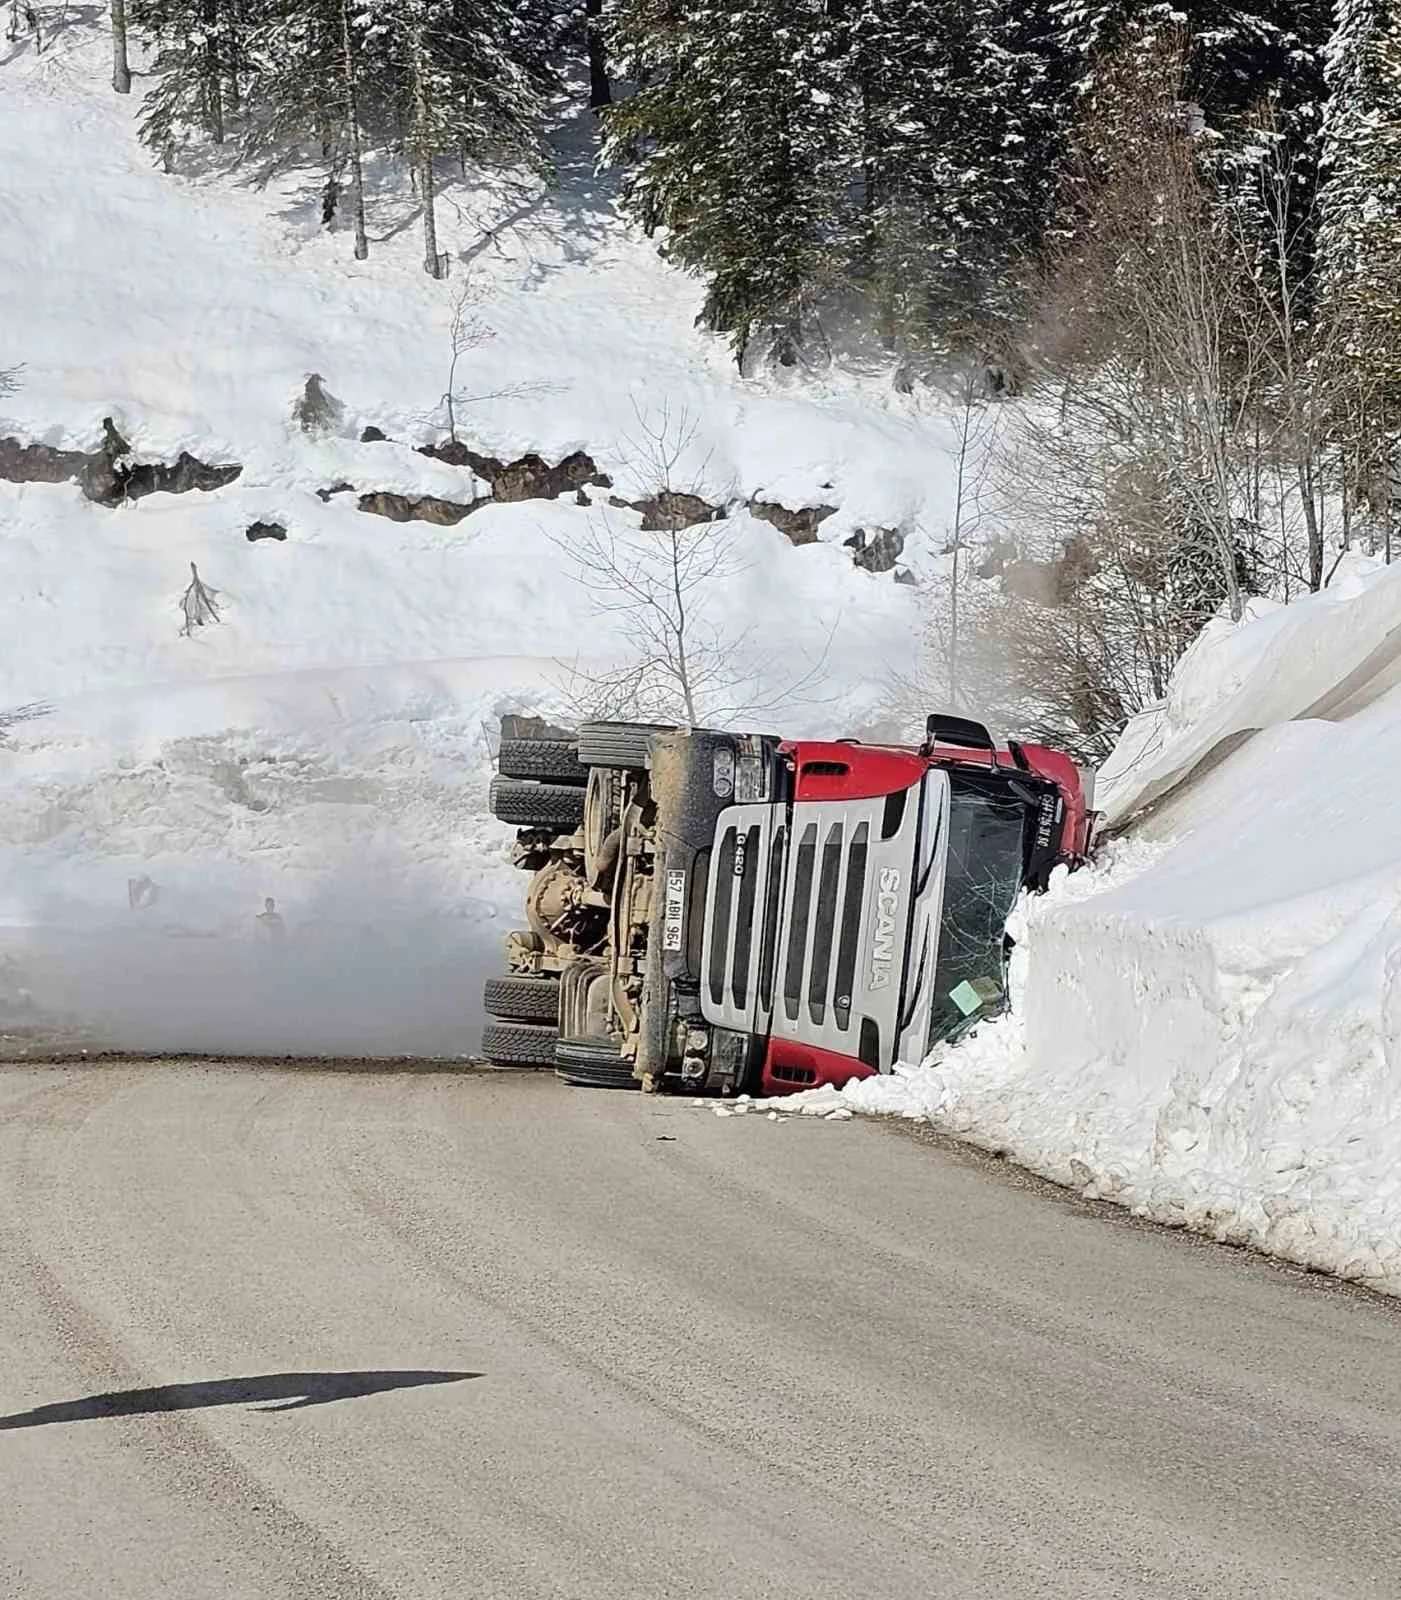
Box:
481 716 1094 1094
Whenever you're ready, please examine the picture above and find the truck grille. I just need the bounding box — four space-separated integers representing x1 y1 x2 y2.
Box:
780 822 869 1034
702 805 783 1034
700 776 943 1076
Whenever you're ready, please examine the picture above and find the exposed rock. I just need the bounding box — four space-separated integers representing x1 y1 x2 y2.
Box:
748 499 837 545
246 520 287 542
575 489 590 507
316 481 355 502
0 437 90 486
361 431 615 506
0 418 240 506
894 567 918 587
490 448 611 502
123 451 242 500
633 489 725 531
606 488 726 528
356 490 488 525
844 526 905 574
419 442 612 502
416 438 475 468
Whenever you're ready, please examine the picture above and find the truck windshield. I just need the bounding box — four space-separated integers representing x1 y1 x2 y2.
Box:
925 775 1027 1049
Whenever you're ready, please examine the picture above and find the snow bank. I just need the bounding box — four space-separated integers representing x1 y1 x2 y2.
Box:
1097 554 1401 826
762 566 1401 1295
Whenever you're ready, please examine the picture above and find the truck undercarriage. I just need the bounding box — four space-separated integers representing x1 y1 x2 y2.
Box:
481 716 1094 1096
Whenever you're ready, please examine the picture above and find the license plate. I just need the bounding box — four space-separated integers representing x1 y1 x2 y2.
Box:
661 868 686 951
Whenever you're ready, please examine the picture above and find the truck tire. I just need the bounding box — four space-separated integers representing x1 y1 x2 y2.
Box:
498 737 586 785
483 974 560 1025
481 1021 558 1067
576 721 673 771
554 1036 639 1090
488 776 586 830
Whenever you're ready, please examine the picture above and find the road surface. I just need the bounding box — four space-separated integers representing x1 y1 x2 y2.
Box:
1 1061 1399 1599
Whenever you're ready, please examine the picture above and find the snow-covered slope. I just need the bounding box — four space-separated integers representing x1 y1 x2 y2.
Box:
0 30 956 1051
769 555 1401 1293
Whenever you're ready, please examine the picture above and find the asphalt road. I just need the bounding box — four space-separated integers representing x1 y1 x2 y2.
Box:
1 1062 1399 1600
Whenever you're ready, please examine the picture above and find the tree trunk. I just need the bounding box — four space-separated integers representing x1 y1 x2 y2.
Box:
340 0 369 261
111 0 132 93
419 148 440 276
201 0 224 143
585 0 610 109
412 33 442 277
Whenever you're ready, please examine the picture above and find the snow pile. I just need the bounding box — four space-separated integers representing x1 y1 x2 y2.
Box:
769 559 1401 1294
1097 555 1401 826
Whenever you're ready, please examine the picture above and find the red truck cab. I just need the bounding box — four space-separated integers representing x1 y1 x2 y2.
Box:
484 713 1094 1096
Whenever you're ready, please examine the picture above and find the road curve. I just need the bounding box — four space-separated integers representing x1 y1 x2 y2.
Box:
1 1061 1399 1600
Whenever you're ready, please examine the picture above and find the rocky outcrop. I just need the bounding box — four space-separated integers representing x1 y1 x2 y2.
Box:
748 499 837 545
0 418 241 506
354 432 897 569
0 437 91 486
3 409 908 578
844 526 905 574
356 490 488 525
418 441 612 502
353 432 612 524
611 489 725 531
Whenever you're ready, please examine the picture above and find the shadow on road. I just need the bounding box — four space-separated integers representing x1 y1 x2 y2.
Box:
0 1369 482 1430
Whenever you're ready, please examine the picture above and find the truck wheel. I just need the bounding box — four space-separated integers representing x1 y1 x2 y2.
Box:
554 1036 639 1090
483 974 560 1025
481 1021 558 1067
577 721 673 770
498 737 586 785
488 776 586 830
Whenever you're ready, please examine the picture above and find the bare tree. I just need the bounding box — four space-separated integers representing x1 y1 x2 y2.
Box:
112 0 132 93
339 0 369 261
559 404 832 725
440 281 495 443
933 370 1001 711
1006 38 1282 623
409 25 442 278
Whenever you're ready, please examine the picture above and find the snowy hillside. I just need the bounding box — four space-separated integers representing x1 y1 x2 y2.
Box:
774 556 1401 1294
0 30 958 1052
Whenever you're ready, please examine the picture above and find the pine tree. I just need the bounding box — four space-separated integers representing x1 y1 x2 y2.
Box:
848 0 1066 362
235 0 375 257
368 0 552 277
585 0 610 108
132 0 256 154
605 0 853 365
1317 0 1401 556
